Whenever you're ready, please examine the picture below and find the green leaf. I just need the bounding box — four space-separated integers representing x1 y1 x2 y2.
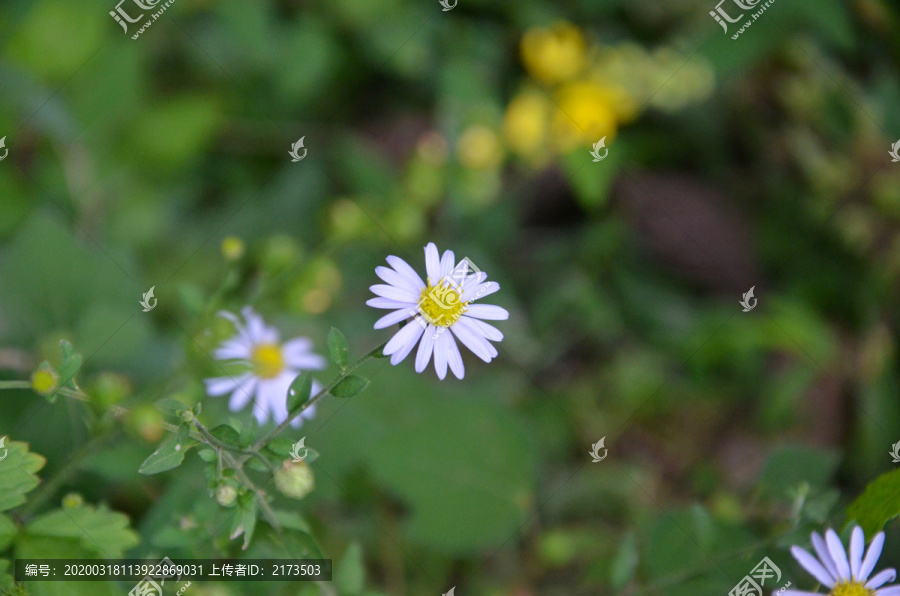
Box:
287 372 313 412
610 531 639 589
138 435 196 475
0 514 17 551
0 438 46 512
760 446 839 499
330 375 369 398
56 352 82 388
24 503 139 557
230 495 258 550
0 558 12 591
209 424 241 447
197 448 217 462
15 536 119 595
327 327 350 369
846 469 900 536
267 437 296 458
335 542 365 593
154 397 188 417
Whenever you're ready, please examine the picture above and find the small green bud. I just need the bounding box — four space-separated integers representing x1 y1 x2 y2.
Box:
62 493 84 509
274 460 315 501
180 409 195 423
216 484 238 508
31 362 59 396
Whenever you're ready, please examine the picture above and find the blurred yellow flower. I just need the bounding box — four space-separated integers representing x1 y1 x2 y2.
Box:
552 81 620 151
221 236 245 261
457 125 504 170
31 363 58 396
521 22 587 85
503 91 550 157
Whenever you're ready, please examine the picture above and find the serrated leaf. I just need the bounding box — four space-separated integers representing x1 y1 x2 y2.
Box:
0 438 46 512
24 503 139 557
209 424 241 447
0 514 16 551
287 372 313 412
327 327 349 369
138 435 195 475
330 375 369 398
847 468 900 536
230 495 258 550
154 397 188 417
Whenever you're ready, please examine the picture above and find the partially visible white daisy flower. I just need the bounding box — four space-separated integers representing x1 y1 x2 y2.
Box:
204 307 326 427
786 526 898 596
367 242 508 380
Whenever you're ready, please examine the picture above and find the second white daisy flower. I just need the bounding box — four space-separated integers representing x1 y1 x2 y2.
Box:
367 242 508 380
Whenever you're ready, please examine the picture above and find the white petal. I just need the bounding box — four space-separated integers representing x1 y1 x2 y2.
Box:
861 533 886 581
415 325 438 373
874 585 900 596
389 323 424 366
375 308 416 330
424 242 441 283
868 569 898 590
214 338 251 360
228 377 257 411
370 284 420 302
812 532 840 582
384 321 426 356
459 316 504 341
464 304 509 320
451 317 496 362
851 526 865 579
386 255 426 288
243 307 279 345
791 546 836 587
433 331 449 380
206 376 238 396
444 332 465 379
376 265 423 293
281 337 312 357
827 529 851 580
439 249 456 279
367 297 415 309
285 354 327 370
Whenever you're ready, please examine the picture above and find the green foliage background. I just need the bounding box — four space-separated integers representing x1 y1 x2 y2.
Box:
2 0 900 594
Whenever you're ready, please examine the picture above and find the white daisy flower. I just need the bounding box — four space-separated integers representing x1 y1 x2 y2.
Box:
367 242 508 380
786 526 898 596
204 307 326 427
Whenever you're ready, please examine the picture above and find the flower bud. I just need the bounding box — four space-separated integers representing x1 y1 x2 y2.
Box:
31 362 59 396
62 493 83 509
274 460 315 501
216 484 238 508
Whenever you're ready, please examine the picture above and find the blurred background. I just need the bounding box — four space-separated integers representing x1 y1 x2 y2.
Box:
2 0 900 594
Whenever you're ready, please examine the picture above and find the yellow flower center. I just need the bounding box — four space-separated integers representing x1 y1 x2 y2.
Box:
251 343 285 379
830 582 875 596
31 369 58 395
417 279 468 327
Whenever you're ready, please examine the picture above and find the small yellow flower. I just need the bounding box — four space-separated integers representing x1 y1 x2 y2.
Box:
551 81 620 152
221 236 245 261
457 125 504 170
521 22 588 85
503 91 550 157
216 484 238 508
31 363 58 396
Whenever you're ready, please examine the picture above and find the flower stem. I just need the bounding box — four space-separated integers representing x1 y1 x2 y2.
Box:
250 340 387 452
0 380 32 390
